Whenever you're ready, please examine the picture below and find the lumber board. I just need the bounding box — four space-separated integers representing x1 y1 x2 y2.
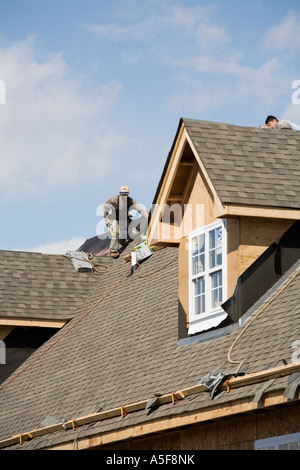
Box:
1 361 300 449
216 204 300 220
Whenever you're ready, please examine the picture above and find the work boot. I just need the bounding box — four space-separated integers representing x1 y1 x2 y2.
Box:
110 252 120 259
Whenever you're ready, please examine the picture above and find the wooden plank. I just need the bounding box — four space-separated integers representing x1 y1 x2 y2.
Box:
48 390 300 450
217 204 300 220
1 362 300 449
167 195 183 201
0 318 67 329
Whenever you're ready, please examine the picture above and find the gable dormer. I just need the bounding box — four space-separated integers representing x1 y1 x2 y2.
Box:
148 118 300 336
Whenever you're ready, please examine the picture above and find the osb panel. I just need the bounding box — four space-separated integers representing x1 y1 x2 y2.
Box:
239 218 294 275
99 403 300 450
256 404 300 440
226 217 240 298
182 168 215 230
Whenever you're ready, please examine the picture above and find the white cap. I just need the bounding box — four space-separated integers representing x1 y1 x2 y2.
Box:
119 185 129 194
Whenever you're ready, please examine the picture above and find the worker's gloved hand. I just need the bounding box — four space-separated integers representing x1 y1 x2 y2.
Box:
105 220 111 227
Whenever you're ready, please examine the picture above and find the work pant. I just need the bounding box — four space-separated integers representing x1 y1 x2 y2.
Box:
110 220 121 253
109 219 139 253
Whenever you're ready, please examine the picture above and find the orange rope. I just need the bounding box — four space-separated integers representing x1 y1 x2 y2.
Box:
136 256 178 279
0 255 178 392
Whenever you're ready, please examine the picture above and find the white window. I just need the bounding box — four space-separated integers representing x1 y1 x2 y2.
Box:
188 220 227 335
255 432 300 450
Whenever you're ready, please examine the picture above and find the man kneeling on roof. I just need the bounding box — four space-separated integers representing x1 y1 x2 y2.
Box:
264 115 300 130
103 186 148 259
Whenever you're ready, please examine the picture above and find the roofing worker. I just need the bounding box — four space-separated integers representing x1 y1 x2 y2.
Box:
264 115 300 130
103 186 148 259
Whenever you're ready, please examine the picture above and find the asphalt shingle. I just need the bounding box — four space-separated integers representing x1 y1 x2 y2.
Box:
0 242 299 450
183 119 300 209
0 250 108 321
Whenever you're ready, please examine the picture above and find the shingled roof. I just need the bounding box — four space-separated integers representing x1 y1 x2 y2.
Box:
0 250 108 322
154 118 300 210
0 239 299 450
1 118 300 450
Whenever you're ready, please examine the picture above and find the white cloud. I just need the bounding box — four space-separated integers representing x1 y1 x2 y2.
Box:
168 75 231 113
21 236 86 254
82 3 229 54
121 52 139 67
166 4 230 54
82 3 292 117
168 55 288 115
81 19 156 42
0 37 127 201
262 10 300 56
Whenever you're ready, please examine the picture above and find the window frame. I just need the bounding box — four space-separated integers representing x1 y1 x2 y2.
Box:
188 220 228 335
255 432 300 450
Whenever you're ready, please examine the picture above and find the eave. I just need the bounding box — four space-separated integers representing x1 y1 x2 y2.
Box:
48 389 299 450
216 203 300 220
0 317 68 329
1 360 295 450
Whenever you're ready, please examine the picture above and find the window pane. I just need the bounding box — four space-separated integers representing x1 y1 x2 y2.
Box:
192 234 205 255
279 441 300 450
211 271 223 308
216 246 222 266
192 237 198 255
209 229 216 249
209 228 222 269
192 234 205 275
259 446 275 450
194 294 205 316
193 278 205 315
192 254 205 275
194 277 205 295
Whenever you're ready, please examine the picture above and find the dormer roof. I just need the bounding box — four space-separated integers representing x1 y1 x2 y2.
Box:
152 119 300 229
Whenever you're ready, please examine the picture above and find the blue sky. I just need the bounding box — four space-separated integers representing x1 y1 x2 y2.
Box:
1 0 300 253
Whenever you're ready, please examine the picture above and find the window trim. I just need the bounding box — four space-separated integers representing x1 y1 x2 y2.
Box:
188 220 227 335
255 432 300 450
